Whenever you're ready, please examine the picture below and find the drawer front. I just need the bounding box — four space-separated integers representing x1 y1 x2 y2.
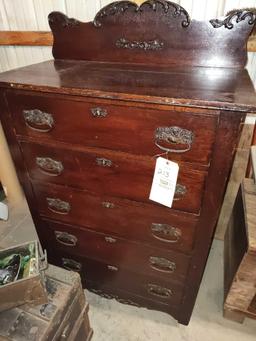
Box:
23 143 207 214
46 250 185 306
8 91 218 165
33 182 198 253
38 219 191 283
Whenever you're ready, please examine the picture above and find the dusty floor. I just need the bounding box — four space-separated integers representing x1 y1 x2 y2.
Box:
0 199 256 341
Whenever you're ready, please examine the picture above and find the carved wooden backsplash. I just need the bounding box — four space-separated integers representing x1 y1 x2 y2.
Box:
49 0 256 68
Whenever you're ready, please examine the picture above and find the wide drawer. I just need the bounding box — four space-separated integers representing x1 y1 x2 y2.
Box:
23 143 207 214
33 182 198 253
37 219 191 284
8 90 218 165
46 249 185 306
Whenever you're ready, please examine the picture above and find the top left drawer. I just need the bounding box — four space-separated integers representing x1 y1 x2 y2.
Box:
6 91 218 165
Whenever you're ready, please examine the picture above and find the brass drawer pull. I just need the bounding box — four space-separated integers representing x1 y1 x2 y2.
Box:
155 126 194 153
107 265 119 272
96 158 113 167
91 107 108 118
151 223 181 243
147 284 173 299
62 258 82 272
55 231 78 247
174 184 187 200
47 198 71 214
36 157 64 176
102 201 115 209
149 256 176 273
23 109 54 132
105 236 117 243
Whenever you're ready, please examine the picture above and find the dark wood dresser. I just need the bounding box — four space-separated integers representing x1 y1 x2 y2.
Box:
1 0 256 325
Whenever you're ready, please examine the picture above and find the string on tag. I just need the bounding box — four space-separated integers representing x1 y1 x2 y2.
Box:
152 151 169 163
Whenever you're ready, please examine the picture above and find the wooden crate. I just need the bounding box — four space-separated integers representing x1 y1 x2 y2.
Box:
224 178 256 323
0 264 93 340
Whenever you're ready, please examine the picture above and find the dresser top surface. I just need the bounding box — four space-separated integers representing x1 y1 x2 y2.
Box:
0 59 255 112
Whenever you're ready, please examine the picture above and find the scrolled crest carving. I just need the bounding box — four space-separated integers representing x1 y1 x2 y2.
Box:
93 0 191 28
210 10 256 29
48 11 81 28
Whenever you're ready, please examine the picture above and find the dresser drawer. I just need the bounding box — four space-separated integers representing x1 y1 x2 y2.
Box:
8 91 218 165
33 182 198 253
46 250 185 306
38 219 190 283
24 143 206 214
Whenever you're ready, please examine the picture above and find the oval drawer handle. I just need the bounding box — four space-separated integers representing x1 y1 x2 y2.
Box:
155 126 194 153
107 265 119 272
96 158 113 167
62 258 82 272
102 201 115 209
105 236 117 243
149 256 176 273
91 107 108 118
47 198 71 214
55 231 78 247
151 223 182 243
174 184 187 200
36 157 64 176
147 284 173 299
23 109 54 132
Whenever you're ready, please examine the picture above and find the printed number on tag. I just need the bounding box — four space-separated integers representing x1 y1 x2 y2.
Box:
149 157 179 208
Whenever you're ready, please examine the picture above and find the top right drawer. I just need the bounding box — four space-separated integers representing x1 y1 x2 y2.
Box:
7 91 219 165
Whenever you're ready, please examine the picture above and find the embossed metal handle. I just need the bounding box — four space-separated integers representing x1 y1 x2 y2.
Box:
147 284 173 299
149 256 176 273
62 258 82 272
174 184 187 200
23 109 54 132
102 201 115 209
91 107 108 118
36 157 64 176
151 223 182 243
55 231 78 247
155 126 194 153
107 265 119 272
105 236 117 243
96 158 112 167
47 198 71 214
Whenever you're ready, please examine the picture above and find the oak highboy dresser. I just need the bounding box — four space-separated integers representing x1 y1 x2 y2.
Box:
1 0 256 325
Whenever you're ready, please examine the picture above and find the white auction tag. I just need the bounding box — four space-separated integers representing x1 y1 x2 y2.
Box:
149 157 179 208
0 201 8 221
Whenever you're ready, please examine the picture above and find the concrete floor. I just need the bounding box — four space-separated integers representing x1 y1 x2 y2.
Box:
1 199 256 340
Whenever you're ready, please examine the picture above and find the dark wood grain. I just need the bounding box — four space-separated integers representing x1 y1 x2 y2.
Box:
38 218 191 284
49 1 255 68
34 182 198 253
0 0 254 326
23 144 207 214
45 250 185 307
0 61 255 112
8 90 218 165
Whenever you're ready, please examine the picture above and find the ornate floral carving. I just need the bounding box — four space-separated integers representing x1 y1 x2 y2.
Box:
36 157 64 175
151 223 182 243
116 38 164 51
93 0 190 28
47 198 71 214
23 109 54 132
48 12 81 28
210 10 256 29
149 256 176 272
174 184 187 198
